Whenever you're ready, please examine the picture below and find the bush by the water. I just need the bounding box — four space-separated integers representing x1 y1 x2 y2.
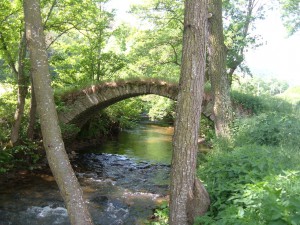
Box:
0 140 41 173
76 98 145 140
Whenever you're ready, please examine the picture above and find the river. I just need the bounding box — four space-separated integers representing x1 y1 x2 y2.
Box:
0 123 173 225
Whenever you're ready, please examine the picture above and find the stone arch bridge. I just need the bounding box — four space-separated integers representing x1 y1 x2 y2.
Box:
58 79 213 132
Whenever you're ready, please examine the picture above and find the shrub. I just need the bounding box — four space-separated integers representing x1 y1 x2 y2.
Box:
200 116 215 144
231 91 265 114
196 145 300 224
231 91 294 115
0 91 17 145
0 140 41 173
233 113 300 148
146 202 169 225
105 98 144 128
76 98 144 140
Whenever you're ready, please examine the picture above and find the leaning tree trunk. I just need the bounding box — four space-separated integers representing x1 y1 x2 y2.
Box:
27 74 37 140
10 33 28 145
207 0 233 138
23 1 93 225
169 0 210 224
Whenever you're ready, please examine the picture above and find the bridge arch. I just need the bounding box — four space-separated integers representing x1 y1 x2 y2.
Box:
58 79 214 140
58 79 181 128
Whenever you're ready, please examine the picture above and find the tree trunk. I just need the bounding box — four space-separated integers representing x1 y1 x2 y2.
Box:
27 74 37 140
23 1 93 225
10 33 28 145
169 0 210 224
207 0 233 138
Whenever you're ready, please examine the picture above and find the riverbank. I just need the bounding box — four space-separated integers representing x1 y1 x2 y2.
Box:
0 124 174 225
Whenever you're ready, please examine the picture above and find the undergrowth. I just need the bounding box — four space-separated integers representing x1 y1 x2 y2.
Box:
0 140 41 173
194 109 300 224
196 145 300 225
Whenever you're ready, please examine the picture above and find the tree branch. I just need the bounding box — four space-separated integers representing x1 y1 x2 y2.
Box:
46 26 74 50
43 0 57 29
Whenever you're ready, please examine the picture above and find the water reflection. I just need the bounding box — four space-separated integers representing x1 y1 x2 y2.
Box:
82 124 174 164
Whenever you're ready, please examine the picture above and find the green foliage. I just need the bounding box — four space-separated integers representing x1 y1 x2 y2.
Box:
0 87 42 173
0 140 41 173
77 112 115 140
60 123 81 139
200 116 215 143
105 98 145 128
279 0 300 35
233 113 300 148
232 91 294 115
77 98 145 140
146 202 169 225
222 0 266 77
195 102 300 224
231 90 265 114
0 89 17 144
0 60 11 81
231 77 292 116
128 0 183 80
233 77 289 96
0 0 23 71
196 144 300 225
278 86 300 105
142 95 175 122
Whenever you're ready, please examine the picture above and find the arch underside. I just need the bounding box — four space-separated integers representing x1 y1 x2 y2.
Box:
67 92 175 128
58 80 213 131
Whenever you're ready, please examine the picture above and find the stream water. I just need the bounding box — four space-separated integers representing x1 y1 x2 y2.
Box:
0 123 173 225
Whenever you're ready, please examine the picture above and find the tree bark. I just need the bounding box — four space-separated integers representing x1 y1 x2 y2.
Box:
207 0 233 138
23 1 93 225
10 33 28 145
27 74 37 140
169 0 210 224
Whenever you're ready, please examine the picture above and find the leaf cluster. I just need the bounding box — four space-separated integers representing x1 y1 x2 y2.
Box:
146 201 169 225
279 0 300 35
142 95 175 122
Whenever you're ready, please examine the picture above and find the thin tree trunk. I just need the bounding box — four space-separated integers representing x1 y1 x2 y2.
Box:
27 74 37 140
207 0 233 138
227 0 258 83
169 0 210 224
10 33 28 145
23 1 93 224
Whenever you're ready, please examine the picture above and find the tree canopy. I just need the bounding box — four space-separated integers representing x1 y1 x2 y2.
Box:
279 0 300 35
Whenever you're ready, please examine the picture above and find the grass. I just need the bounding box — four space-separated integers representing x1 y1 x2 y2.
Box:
277 86 300 104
